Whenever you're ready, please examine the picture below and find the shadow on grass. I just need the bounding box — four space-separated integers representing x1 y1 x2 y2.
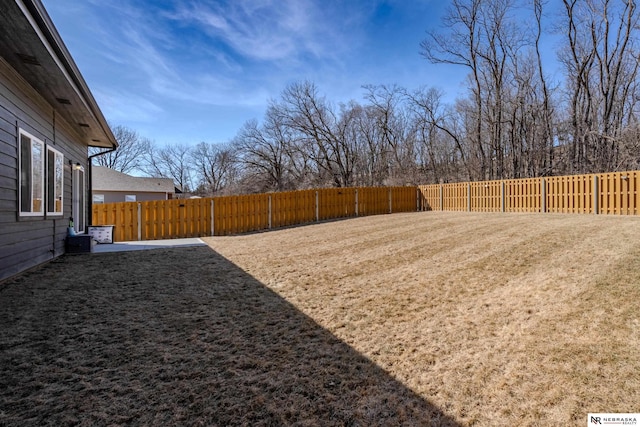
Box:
0 246 460 426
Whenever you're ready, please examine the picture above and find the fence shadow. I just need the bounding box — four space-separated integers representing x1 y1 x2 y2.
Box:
0 246 460 426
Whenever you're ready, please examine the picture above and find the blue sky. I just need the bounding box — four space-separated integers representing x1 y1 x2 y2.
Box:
40 0 539 146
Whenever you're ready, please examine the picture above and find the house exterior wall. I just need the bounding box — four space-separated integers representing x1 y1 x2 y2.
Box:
94 191 170 204
0 57 88 282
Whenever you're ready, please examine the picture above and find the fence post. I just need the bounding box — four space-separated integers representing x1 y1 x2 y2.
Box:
541 178 546 213
593 175 599 214
315 191 319 222
268 195 272 229
388 188 392 214
416 187 420 212
501 181 505 213
439 184 443 211
355 189 359 216
137 203 142 241
467 183 471 212
210 199 215 236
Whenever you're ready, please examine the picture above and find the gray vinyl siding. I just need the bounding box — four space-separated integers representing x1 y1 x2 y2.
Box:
0 57 89 282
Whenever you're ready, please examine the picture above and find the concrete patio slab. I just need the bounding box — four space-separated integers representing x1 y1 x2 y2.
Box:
92 238 207 253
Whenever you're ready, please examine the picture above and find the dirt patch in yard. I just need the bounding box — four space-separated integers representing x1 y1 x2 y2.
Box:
204 211 640 426
0 246 456 426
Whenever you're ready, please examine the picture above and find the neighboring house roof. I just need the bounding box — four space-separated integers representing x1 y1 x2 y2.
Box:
0 0 117 149
93 166 175 193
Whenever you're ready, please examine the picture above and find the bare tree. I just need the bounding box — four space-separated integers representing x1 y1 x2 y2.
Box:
191 142 237 195
349 102 388 186
279 81 356 187
142 143 194 193
533 0 556 176
90 124 150 173
363 84 417 183
421 0 487 179
559 0 640 173
233 104 300 192
406 86 470 182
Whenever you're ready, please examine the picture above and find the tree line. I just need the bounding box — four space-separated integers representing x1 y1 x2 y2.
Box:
92 0 640 196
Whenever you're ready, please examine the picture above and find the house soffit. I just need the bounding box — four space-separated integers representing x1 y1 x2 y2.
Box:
0 0 117 149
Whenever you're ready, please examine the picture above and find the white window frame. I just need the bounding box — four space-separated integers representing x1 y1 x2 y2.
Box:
18 129 45 216
125 194 136 202
93 194 105 204
46 145 64 216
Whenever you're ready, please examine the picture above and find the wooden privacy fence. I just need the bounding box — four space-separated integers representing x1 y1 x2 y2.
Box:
92 186 418 242
418 170 640 215
93 171 640 242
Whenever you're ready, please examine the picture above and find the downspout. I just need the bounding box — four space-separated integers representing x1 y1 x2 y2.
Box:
87 144 117 226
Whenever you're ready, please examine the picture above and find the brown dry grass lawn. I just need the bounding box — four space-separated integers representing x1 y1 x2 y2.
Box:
0 211 638 426
204 211 640 426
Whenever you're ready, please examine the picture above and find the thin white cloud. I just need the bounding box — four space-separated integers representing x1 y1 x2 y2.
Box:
66 2 277 107
121 33 267 106
168 0 352 63
120 27 185 93
92 88 164 123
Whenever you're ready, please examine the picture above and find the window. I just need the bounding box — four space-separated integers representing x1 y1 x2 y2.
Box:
125 195 136 202
93 194 105 204
46 146 64 215
19 130 44 216
72 166 85 233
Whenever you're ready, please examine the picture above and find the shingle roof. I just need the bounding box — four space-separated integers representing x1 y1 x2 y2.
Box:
92 166 175 193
